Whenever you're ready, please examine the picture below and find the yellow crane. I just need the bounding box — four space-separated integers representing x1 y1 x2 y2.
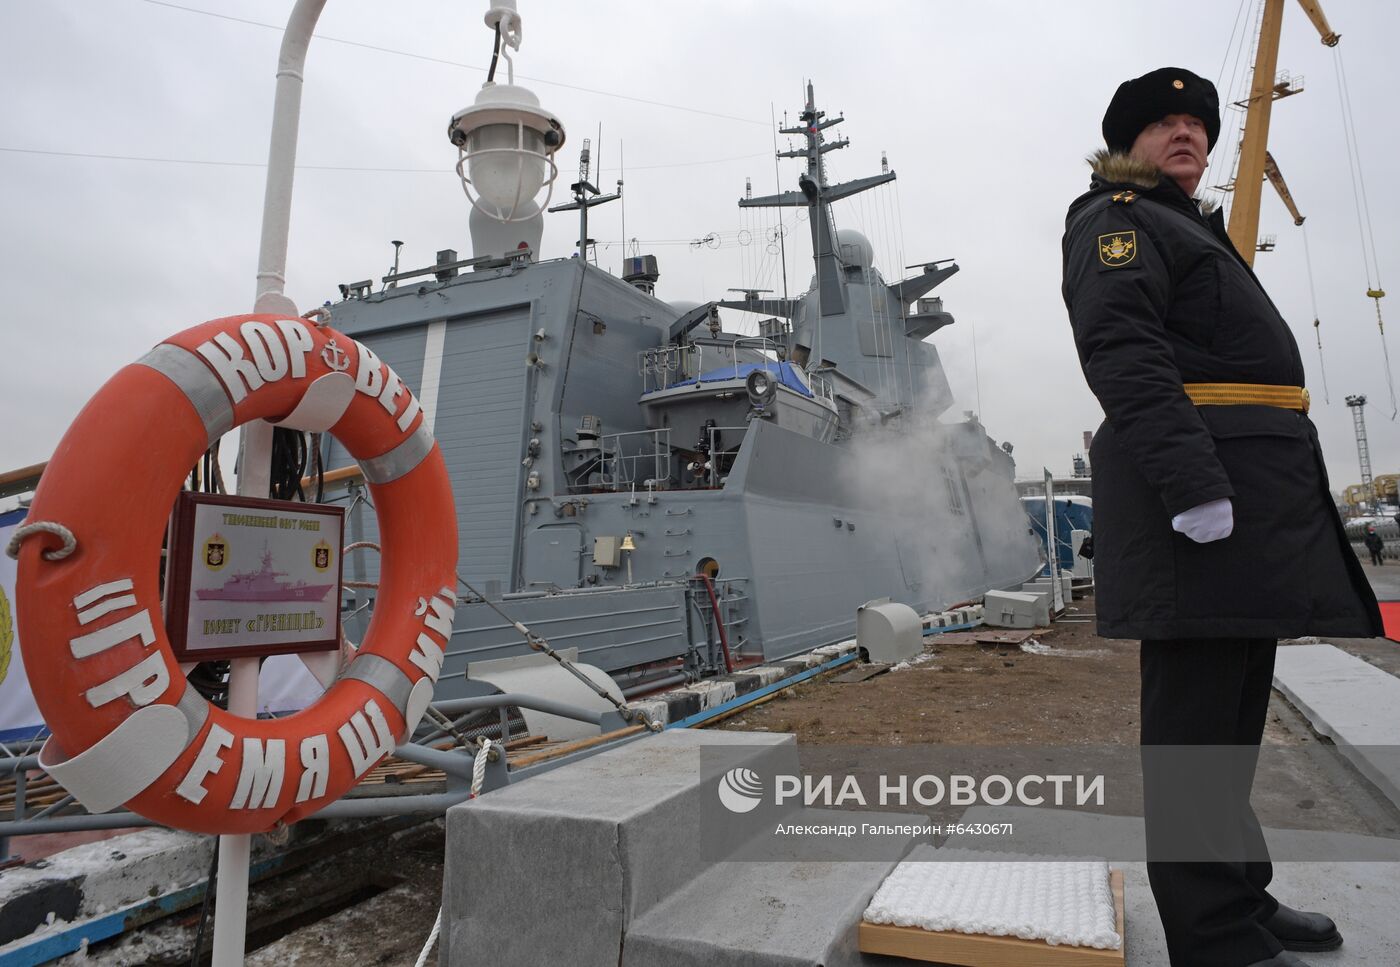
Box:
1225 0 1339 265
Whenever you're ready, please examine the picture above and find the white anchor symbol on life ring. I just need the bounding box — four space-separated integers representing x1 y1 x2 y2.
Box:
322 338 350 372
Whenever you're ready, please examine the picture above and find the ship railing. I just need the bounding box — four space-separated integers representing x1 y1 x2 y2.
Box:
726 334 782 361
805 368 836 406
597 428 673 492
702 424 751 488
641 336 795 395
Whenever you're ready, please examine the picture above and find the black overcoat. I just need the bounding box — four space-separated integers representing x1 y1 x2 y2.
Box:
1061 151 1380 640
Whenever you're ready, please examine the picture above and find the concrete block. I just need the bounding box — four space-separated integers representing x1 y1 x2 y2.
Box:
664 689 701 722
949 806 1400 967
751 665 787 687
984 590 1043 629
0 822 339 955
0 829 207 948
1020 588 1053 625
623 808 924 967
1274 644 1400 810
626 698 669 727
714 672 763 696
442 730 799 967
685 679 738 710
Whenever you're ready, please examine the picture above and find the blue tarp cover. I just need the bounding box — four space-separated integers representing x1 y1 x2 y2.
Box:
650 361 813 398
1022 497 1094 573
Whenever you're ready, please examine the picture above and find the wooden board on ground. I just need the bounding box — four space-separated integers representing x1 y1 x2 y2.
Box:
832 663 891 683
925 632 983 646
927 631 1035 647
974 630 1035 646
857 869 1125 966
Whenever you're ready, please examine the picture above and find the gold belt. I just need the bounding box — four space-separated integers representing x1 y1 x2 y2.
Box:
1183 382 1310 414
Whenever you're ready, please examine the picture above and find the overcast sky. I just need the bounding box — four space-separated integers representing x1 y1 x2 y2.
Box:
3 0 1396 506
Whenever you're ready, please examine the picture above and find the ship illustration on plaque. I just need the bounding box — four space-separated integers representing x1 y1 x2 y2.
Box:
195 546 336 604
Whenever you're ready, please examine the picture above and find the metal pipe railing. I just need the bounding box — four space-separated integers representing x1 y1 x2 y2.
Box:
430 692 611 726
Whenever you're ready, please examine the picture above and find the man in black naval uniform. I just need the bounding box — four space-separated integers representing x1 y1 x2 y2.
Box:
1061 68 1382 967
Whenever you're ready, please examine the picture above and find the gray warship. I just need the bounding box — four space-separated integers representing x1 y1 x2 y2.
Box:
322 80 1041 695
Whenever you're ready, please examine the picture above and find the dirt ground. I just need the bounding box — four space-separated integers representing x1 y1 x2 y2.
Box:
715 593 1151 747
712 590 1391 749
712 590 1400 839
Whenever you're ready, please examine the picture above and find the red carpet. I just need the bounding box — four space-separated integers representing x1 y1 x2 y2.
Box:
1378 601 1400 642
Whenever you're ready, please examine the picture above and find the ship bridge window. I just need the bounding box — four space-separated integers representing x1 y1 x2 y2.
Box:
942 466 965 516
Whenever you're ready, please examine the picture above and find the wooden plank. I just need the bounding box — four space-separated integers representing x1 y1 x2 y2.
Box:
974 631 1034 646
930 630 1035 646
0 460 46 499
926 632 983 646
510 725 646 769
858 869 1125 966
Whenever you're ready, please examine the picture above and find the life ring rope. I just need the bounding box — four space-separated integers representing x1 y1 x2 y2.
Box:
6 520 78 561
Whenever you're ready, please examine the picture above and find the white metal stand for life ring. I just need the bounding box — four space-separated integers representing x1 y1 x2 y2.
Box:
206 417 271 967
210 0 330 959
214 413 326 965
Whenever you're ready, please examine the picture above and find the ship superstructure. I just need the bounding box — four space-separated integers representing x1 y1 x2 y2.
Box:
321 82 1040 691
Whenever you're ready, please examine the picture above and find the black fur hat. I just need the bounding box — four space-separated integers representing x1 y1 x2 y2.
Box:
1102 67 1220 152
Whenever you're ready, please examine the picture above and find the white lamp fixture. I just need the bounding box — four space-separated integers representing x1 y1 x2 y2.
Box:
449 2 565 231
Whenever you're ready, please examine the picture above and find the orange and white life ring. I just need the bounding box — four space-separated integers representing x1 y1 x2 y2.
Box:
14 313 457 834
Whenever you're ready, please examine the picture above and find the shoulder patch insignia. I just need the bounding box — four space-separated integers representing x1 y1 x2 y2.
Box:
1098 231 1137 267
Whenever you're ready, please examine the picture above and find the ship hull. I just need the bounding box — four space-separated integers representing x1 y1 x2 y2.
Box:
323 259 1040 683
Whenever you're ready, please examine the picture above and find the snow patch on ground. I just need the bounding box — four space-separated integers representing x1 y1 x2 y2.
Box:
1019 639 1110 658
890 651 939 672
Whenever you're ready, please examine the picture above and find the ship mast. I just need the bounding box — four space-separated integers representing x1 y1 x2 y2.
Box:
738 82 894 317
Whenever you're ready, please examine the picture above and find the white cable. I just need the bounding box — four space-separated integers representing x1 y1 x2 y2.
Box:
413 909 443 967
412 738 499 967
1301 224 1331 406
472 736 496 796
5 521 77 561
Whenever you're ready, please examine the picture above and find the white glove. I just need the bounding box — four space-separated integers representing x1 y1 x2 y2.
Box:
1171 498 1234 543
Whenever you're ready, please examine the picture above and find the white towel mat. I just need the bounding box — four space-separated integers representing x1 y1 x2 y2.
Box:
862 846 1121 949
